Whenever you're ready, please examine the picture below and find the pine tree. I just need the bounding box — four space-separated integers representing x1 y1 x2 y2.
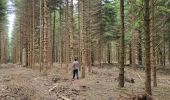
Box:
131 0 137 71
144 0 152 95
151 0 157 87
32 0 35 69
42 0 49 71
119 0 125 88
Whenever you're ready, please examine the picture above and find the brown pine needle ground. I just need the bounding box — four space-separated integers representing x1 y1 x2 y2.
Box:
0 64 169 100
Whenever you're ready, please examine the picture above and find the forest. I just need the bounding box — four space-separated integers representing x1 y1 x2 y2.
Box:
0 0 170 100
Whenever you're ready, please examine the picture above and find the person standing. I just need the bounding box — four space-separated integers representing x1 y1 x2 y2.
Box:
72 58 79 79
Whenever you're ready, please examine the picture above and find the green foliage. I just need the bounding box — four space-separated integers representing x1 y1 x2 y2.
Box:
163 1 170 43
0 0 7 33
101 0 117 42
0 0 7 20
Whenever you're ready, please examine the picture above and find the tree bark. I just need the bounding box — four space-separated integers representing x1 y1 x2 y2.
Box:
43 0 49 70
163 33 166 66
151 0 157 87
0 29 1 64
131 0 137 71
81 0 87 78
39 0 43 71
138 30 142 65
52 10 56 64
107 41 111 64
119 0 125 88
144 0 152 95
32 0 35 68
169 39 170 64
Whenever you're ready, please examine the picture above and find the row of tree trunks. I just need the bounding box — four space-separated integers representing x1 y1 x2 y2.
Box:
0 29 7 64
10 0 51 71
79 0 103 77
9 0 169 90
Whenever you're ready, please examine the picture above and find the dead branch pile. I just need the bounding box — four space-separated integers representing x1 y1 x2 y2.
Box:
50 85 80 100
0 85 35 100
118 92 155 100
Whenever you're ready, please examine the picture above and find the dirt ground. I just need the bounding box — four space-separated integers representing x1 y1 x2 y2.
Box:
0 63 170 100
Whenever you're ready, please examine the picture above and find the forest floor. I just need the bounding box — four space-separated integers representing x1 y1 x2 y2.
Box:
0 63 170 100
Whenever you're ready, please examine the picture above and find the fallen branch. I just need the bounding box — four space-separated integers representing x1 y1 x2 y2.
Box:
136 72 143 82
49 83 58 92
118 94 134 99
158 78 170 80
115 77 135 83
119 92 155 100
59 95 71 100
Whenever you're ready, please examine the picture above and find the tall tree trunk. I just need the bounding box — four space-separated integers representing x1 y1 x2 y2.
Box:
66 0 69 71
39 0 43 71
27 0 31 67
59 0 65 67
52 10 56 64
169 39 170 64
19 20 23 64
88 0 92 72
1 32 5 63
81 0 87 78
159 45 163 65
116 41 120 63
32 0 35 69
138 30 142 65
48 11 53 67
119 0 125 88
43 0 49 70
157 49 160 65
163 33 166 66
91 50 94 66
144 0 152 95
70 0 73 63
0 29 1 64
59 0 63 66
100 0 102 67
65 0 73 72
107 41 111 64
78 0 82 71
28 0 33 68
131 0 137 71
151 0 157 87
129 43 132 65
